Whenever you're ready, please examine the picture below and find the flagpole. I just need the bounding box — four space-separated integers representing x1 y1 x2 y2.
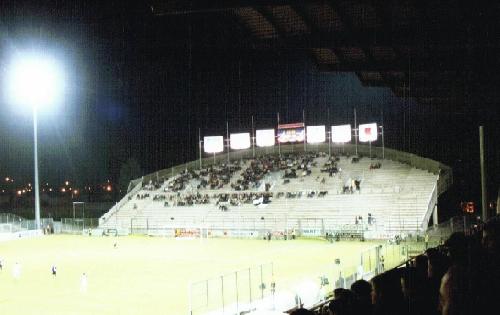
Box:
199 128 202 169
226 121 230 163
327 107 331 156
303 109 306 153
381 125 385 159
354 108 358 156
380 109 385 160
277 112 281 156
328 130 331 156
251 115 255 158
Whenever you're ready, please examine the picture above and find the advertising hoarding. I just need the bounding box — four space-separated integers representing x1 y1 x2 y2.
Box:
278 122 305 143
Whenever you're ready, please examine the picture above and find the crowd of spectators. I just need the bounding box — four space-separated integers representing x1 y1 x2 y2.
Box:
342 179 361 194
131 153 387 212
139 153 371 198
139 188 335 210
289 215 500 315
234 152 322 190
199 163 241 190
142 181 163 191
321 156 342 177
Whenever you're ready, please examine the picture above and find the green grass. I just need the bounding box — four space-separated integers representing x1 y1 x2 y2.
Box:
0 235 393 315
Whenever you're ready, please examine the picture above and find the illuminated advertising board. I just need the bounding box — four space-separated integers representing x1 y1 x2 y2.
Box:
277 122 305 143
203 136 224 153
331 124 352 143
306 125 326 144
230 133 251 150
358 123 378 142
256 129 275 147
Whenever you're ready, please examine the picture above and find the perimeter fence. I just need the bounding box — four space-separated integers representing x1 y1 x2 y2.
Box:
0 213 54 232
188 216 474 315
189 263 274 315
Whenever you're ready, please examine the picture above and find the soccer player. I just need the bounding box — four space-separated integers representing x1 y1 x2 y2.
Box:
0 257 3 270
12 262 21 279
51 265 57 277
80 272 88 293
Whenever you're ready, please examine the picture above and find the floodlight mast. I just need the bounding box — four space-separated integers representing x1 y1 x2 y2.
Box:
33 107 41 230
8 54 64 231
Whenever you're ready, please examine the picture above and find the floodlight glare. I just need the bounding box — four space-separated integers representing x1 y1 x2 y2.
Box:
6 53 65 109
5 51 65 230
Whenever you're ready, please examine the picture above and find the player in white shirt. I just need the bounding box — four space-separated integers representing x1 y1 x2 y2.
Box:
80 272 88 293
12 262 21 279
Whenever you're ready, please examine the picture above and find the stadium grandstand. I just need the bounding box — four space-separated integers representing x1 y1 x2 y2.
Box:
99 143 452 240
2 1 498 315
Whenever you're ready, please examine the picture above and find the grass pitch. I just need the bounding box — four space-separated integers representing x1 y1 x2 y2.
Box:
0 235 387 315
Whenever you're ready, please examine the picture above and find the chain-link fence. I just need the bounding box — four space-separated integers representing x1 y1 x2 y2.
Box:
189 263 274 315
0 213 54 232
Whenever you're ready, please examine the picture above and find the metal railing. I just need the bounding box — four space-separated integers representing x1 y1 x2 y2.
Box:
0 213 54 232
99 180 143 225
189 263 274 315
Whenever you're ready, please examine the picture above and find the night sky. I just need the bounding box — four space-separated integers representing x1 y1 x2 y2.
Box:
0 1 498 211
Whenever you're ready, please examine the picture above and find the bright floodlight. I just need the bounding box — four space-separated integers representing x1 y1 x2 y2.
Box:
6 53 64 109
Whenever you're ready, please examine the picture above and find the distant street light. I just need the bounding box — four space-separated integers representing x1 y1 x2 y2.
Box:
6 52 65 230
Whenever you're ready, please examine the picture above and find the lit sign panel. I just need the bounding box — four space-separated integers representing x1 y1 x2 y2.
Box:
256 129 275 147
230 133 251 150
204 136 224 153
358 123 378 142
306 125 326 144
278 122 305 143
331 124 352 143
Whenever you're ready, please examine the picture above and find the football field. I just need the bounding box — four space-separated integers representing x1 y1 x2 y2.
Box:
0 235 393 315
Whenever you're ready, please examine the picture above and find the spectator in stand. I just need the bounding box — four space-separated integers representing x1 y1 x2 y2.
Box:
350 279 372 315
476 216 500 314
414 255 428 279
438 265 470 315
401 267 433 315
328 298 352 315
330 288 356 315
371 269 407 315
333 288 354 301
438 230 482 315
481 215 500 258
425 247 450 313
443 232 468 267
290 308 315 315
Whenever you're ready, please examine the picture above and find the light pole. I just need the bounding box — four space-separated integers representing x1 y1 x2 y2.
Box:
6 52 65 230
33 107 41 229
